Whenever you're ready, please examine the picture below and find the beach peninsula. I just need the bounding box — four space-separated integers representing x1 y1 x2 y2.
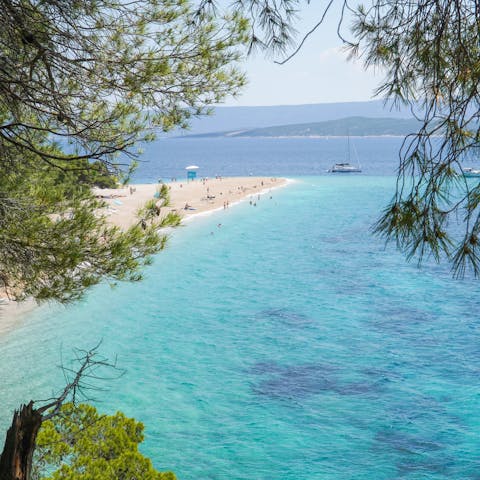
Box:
95 176 287 230
0 176 287 329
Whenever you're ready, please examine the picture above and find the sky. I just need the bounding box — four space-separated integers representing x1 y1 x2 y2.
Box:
224 2 382 107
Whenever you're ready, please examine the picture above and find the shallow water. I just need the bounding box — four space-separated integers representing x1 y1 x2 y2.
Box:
1 138 480 479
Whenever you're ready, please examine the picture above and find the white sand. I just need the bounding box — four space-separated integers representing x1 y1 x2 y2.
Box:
0 176 288 328
95 176 286 229
0 298 38 336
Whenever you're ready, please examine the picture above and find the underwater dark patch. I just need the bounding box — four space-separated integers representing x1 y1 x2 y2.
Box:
256 308 313 327
252 363 336 399
374 430 444 455
250 362 385 400
396 457 453 477
361 367 401 382
371 305 437 333
248 361 286 375
333 380 384 396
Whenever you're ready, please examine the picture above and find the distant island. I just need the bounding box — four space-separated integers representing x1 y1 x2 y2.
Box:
177 116 422 138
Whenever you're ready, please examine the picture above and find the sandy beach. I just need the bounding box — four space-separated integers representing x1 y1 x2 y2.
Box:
94 176 286 229
0 176 287 327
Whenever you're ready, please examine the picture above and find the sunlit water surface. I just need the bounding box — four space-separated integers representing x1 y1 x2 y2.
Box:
1 137 480 479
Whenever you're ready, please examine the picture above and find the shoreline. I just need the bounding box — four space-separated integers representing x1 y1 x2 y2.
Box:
95 176 288 230
0 298 39 337
181 177 293 223
0 176 290 330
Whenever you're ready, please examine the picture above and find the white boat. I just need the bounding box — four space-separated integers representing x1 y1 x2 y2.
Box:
328 135 362 173
462 167 480 178
329 162 362 173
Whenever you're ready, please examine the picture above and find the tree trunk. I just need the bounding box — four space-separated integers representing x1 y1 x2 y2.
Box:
0 402 42 480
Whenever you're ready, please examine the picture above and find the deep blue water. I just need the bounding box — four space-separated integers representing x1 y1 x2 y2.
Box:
2 137 480 479
133 136 404 181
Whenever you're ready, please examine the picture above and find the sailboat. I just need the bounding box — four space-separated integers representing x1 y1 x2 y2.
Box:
462 167 480 178
328 134 362 173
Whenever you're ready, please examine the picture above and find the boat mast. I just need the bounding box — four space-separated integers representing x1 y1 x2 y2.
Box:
346 129 350 164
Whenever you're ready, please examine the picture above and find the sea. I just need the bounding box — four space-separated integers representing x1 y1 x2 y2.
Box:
1 136 480 479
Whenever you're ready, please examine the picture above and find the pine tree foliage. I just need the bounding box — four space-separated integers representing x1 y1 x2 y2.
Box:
0 0 248 302
0 158 181 302
348 0 480 276
0 0 248 166
197 0 301 54
32 403 176 480
226 0 480 277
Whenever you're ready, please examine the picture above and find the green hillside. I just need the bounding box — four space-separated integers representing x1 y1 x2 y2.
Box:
182 116 422 138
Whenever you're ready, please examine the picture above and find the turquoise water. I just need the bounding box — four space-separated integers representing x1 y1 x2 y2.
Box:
2 175 480 479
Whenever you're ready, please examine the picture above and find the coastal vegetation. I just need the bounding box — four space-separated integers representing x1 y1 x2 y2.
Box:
0 160 179 302
0 345 176 480
0 1 247 477
33 403 175 480
0 0 247 303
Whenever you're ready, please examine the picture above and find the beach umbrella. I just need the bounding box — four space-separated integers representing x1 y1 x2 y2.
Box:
185 165 199 170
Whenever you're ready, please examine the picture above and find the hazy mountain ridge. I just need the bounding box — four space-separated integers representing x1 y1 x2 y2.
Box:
178 116 422 138
175 100 414 135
